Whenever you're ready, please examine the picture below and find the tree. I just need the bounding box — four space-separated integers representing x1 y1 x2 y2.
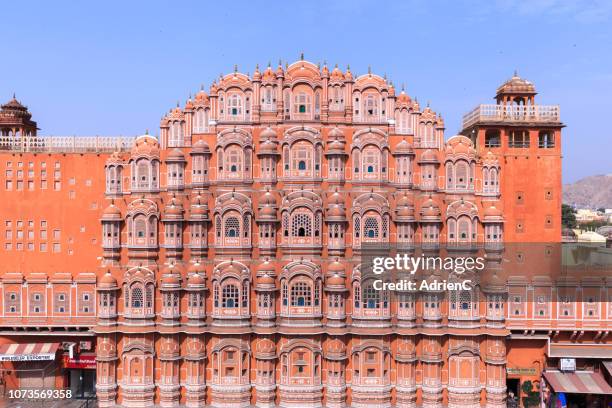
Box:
521 380 541 407
562 204 577 229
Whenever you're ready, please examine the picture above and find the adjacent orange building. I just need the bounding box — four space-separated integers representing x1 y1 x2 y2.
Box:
0 59 610 407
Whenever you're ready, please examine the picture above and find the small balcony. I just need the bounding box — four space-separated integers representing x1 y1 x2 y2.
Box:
462 104 560 129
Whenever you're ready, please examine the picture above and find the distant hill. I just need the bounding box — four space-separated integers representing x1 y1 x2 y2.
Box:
563 174 612 208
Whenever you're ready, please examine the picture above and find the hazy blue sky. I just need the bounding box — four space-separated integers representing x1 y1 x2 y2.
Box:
1 0 610 183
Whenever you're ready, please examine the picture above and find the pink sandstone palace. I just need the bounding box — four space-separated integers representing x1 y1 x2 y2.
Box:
0 58 610 407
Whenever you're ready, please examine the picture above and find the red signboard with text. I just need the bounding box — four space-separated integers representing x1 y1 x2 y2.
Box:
62 354 96 370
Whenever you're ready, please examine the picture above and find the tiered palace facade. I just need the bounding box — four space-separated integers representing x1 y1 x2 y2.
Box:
2 59 606 408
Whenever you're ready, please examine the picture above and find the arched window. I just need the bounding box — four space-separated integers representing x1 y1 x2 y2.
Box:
194 109 209 133
364 94 378 118
290 141 313 176
293 92 311 116
331 86 343 111
226 146 242 173
284 90 291 118
396 109 410 134
291 212 312 237
291 281 312 306
361 146 381 179
136 160 149 189
363 217 380 239
446 162 454 190
484 167 499 194
106 165 122 194
455 161 469 190
131 287 143 308
458 217 470 241
169 121 183 147
363 285 380 309
227 94 243 118
135 217 146 238
447 218 457 241
224 217 240 238
262 86 274 111
222 284 239 308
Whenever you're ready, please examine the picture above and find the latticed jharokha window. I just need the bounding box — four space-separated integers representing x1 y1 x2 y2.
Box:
225 147 242 173
228 94 242 117
365 94 378 116
291 281 312 306
224 217 240 238
169 121 184 147
363 217 380 239
292 143 312 171
293 92 311 115
292 213 312 237
131 287 143 308
363 285 381 309
194 108 209 133
222 284 239 308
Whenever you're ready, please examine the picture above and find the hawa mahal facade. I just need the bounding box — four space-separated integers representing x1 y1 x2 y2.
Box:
0 58 610 407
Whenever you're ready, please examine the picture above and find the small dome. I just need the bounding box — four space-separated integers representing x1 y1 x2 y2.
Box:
257 273 275 286
188 262 206 274
325 338 346 356
257 260 276 274
260 127 277 139
397 91 411 104
161 263 180 276
328 127 344 139
225 263 244 275
396 195 415 218
419 149 439 163
327 274 345 286
259 206 277 218
483 205 503 218
162 273 181 286
259 191 277 207
327 205 346 218
483 272 506 293
131 135 160 157
167 148 186 162
255 338 276 356
102 204 121 217
258 139 279 154
496 72 536 96
195 90 208 101
326 192 346 219
326 138 346 154
447 136 475 156
187 272 206 287
328 259 345 273
164 197 184 216
394 139 413 154
191 139 211 153
106 151 123 165
98 271 118 288
420 198 441 217
396 194 410 208
330 66 344 80
344 67 353 80
252 66 261 81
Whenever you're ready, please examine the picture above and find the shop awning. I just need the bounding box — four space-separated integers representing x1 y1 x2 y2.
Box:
543 370 612 395
604 361 612 377
0 343 60 362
